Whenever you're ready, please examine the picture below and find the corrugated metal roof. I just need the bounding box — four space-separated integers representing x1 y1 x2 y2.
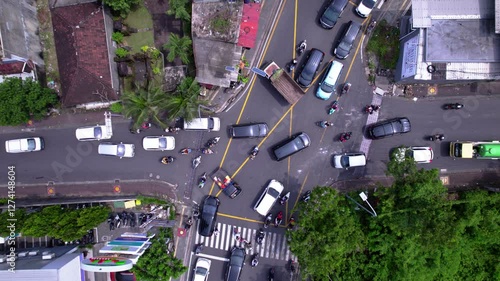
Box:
446 62 500 80
496 0 500 33
412 0 494 28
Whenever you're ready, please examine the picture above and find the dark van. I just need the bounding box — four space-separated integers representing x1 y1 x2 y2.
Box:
297 48 325 87
272 132 311 161
334 21 362 59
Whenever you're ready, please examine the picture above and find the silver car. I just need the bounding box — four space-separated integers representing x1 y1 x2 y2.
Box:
98 142 135 158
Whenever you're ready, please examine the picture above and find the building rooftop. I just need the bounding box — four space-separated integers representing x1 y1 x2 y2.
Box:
0 245 78 271
51 2 117 107
426 19 500 62
412 0 495 28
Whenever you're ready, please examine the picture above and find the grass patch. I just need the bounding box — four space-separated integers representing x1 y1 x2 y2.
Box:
124 4 153 29
366 20 400 69
124 31 154 53
36 0 61 82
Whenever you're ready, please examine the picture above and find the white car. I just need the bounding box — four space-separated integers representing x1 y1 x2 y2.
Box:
254 179 284 216
193 258 211 281
98 142 135 158
394 146 434 163
333 152 366 169
75 125 111 141
356 0 377 17
5 137 44 153
142 136 175 151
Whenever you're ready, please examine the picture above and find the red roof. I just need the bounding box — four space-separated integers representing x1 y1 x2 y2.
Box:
237 3 261 49
52 2 116 107
0 61 31 75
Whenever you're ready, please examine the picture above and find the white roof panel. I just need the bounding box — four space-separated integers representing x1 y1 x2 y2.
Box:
412 0 494 28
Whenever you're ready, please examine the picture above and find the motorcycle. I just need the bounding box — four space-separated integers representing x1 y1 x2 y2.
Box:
180 148 192 155
206 137 221 148
198 172 207 189
340 82 351 96
192 156 202 169
429 134 445 141
365 105 374 114
251 253 259 267
328 101 339 115
288 59 298 73
185 217 193 230
264 213 272 229
339 132 352 142
288 217 296 230
161 156 175 165
165 126 180 133
301 190 311 203
297 40 307 56
318 121 333 128
279 192 290 205
268 267 275 281
201 148 214 155
256 229 265 245
249 146 259 160
274 211 283 227
195 244 203 255
443 103 464 110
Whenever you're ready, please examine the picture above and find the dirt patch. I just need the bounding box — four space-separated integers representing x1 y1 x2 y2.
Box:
143 0 182 49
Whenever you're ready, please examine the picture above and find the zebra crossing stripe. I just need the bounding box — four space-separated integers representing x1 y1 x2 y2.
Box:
193 223 294 261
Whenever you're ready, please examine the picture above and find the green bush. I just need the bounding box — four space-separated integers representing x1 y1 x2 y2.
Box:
238 74 249 84
116 47 129 58
103 0 140 18
366 20 400 69
110 102 122 113
112 32 124 44
152 67 161 75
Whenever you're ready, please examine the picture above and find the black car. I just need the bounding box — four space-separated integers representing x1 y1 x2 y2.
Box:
272 132 311 161
367 117 411 139
226 247 246 281
198 196 220 237
319 0 349 29
230 123 269 138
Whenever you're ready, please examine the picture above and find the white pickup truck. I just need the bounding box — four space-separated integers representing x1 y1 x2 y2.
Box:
5 137 45 153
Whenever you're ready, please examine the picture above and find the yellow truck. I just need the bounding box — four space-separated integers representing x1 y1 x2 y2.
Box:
449 141 500 159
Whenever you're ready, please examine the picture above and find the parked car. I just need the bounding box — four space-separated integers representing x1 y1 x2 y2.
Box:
142 136 175 151
394 146 434 163
229 123 269 138
184 117 221 131
273 132 311 161
225 247 246 281
333 152 366 168
5 137 44 153
254 179 284 216
316 61 344 100
367 117 411 139
199 196 220 237
297 48 325 87
356 0 377 18
98 142 135 158
319 0 349 29
75 125 111 141
334 21 362 59
193 257 211 281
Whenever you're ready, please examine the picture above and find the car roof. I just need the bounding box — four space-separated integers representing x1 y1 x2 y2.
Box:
411 147 433 162
231 123 268 137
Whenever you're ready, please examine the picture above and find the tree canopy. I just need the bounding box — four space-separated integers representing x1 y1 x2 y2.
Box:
132 228 187 280
164 77 206 122
166 0 191 22
18 205 109 241
0 78 58 126
163 33 193 64
289 157 500 280
121 83 168 129
102 0 140 18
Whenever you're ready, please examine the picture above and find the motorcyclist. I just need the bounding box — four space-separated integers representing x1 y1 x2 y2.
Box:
320 121 333 128
288 217 296 230
161 156 175 164
289 59 298 72
198 173 207 188
250 146 259 160
251 255 259 267
202 148 214 154
180 148 192 154
298 40 307 54
275 211 283 227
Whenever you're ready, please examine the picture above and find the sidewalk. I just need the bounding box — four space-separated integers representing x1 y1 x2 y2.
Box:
332 169 500 192
0 109 130 134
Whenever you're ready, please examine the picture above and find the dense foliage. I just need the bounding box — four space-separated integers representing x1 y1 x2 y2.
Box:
164 77 206 122
289 158 500 280
8 205 110 241
132 228 187 280
121 84 168 129
102 0 140 18
166 0 191 22
0 78 58 126
163 33 193 64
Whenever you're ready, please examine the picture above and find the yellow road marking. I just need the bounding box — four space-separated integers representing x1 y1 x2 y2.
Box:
219 212 263 223
291 172 309 212
343 15 371 83
173 206 185 257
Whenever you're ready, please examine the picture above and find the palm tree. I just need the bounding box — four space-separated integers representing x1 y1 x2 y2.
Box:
121 84 168 129
164 77 209 122
166 0 191 22
163 33 192 64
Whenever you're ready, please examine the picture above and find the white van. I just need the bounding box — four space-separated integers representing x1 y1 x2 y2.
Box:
254 180 284 216
333 152 366 169
183 117 221 131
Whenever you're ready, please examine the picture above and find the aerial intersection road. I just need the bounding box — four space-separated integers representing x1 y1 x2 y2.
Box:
2 0 500 280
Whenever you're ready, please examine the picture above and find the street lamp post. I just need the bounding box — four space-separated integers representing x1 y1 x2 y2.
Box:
359 192 377 217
